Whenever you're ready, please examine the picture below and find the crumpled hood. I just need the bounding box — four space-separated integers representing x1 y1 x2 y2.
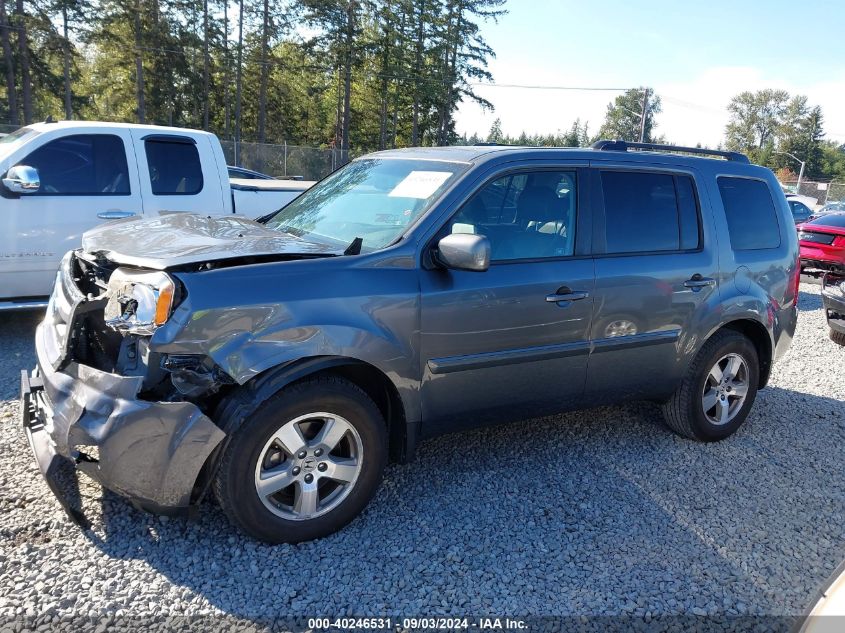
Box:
81 213 337 269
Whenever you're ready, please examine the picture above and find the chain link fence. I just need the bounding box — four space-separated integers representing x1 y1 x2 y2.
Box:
783 180 845 206
221 141 354 182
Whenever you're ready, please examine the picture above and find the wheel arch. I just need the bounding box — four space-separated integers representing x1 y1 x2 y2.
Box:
191 355 412 507
712 318 774 388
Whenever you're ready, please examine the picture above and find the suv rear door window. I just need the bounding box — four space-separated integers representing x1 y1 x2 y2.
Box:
145 138 203 195
599 170 701 254
718 177 781 250
20 134 130 195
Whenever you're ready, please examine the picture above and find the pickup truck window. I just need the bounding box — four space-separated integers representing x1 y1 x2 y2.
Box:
145 139 203 195
264 158 467 252
0 126 39 145
19 134 130 196
0 127 40 162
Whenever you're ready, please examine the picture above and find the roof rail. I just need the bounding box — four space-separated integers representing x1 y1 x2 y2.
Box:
591 139 750 164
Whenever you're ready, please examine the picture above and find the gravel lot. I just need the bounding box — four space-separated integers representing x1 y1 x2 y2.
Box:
1 282 844 627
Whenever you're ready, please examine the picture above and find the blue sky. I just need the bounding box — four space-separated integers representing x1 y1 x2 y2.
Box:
455 0 845 146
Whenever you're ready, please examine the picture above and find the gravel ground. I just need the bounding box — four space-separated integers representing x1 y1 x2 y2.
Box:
0 282 844 628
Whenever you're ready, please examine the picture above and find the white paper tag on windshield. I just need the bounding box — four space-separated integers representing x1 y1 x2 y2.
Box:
388 171 452 199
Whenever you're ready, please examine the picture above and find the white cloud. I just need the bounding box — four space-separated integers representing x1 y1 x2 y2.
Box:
456 64 845 148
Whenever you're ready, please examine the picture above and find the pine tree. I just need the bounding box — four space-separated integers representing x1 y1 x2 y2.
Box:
1 0 18 124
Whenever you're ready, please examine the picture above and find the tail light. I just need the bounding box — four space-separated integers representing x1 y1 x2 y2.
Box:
790 254 801 305
833 235 845 247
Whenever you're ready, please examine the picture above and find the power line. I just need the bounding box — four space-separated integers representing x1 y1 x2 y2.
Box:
470 82 630 91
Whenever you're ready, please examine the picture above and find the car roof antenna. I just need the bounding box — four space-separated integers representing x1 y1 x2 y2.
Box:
44 115 55 123
344 237 363 256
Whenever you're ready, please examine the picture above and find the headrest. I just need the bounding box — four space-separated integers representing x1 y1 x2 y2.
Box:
516 186 563 223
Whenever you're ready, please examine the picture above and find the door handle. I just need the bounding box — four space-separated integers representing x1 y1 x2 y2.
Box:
684 275 716 289
546 290 590 303
97 210 136 220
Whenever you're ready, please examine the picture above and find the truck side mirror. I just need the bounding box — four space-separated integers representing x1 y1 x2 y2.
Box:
2 165 40 194
435 233 491 272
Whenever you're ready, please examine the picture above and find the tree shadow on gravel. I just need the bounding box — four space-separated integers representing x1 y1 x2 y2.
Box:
78 385 845 620
0 311 40 400
798 291 823 312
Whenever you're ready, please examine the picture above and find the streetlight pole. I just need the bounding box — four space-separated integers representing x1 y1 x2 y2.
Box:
776 151 806 193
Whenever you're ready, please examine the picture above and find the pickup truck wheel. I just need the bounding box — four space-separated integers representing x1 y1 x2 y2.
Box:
830 328 845 346
661 330 759 441
213 376 387 544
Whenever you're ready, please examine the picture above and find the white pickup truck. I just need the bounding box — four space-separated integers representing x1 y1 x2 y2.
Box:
0 121 313 308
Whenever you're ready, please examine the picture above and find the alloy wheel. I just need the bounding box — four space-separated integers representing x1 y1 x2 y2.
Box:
253 412 363 521
701 353 750 426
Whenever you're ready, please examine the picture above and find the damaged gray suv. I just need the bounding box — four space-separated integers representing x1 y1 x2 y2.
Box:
21 141 800 543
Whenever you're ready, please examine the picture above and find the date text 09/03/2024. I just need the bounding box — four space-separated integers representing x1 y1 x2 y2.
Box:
307 618 528 630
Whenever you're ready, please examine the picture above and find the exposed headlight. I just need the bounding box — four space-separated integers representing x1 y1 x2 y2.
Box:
104 268 176 335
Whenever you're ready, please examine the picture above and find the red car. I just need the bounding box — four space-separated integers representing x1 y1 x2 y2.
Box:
798 213 845 272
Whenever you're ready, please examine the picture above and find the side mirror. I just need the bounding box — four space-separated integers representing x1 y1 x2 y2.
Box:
436 233 490 272
2 165 40 194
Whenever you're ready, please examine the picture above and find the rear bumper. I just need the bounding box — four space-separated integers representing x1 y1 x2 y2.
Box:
22 320 226 520
822 284 845 335
800 244 845 271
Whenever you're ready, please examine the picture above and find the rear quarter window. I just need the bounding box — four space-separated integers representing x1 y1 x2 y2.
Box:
717 177 781 250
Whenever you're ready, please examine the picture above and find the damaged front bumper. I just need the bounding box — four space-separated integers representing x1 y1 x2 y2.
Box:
21 305 226 524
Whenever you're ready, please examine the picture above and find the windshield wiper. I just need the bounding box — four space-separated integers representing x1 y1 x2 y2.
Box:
344 237 363 256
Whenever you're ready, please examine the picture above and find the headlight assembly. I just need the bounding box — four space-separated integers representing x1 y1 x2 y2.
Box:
104 268 176 335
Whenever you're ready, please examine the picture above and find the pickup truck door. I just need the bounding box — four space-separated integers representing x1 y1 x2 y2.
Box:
129 131 227 215
0 129 142 299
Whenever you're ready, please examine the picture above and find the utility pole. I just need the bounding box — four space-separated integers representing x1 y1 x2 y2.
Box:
234 0 243 166
638 88 649 143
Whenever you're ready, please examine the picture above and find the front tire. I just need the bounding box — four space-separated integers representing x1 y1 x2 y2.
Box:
661 330 760 441
830 328 845 346
213 376 387 544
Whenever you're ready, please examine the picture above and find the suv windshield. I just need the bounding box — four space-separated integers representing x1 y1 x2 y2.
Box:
264 157 467 252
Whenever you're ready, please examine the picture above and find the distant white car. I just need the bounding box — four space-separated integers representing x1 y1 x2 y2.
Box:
785 192 820 209
0 121 313 308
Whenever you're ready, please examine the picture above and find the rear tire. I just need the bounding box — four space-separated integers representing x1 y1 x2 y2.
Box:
661 330 760 441
213 375 387 544
830 328 845 346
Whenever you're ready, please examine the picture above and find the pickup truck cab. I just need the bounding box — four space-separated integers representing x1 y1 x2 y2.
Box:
0 121 312 306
